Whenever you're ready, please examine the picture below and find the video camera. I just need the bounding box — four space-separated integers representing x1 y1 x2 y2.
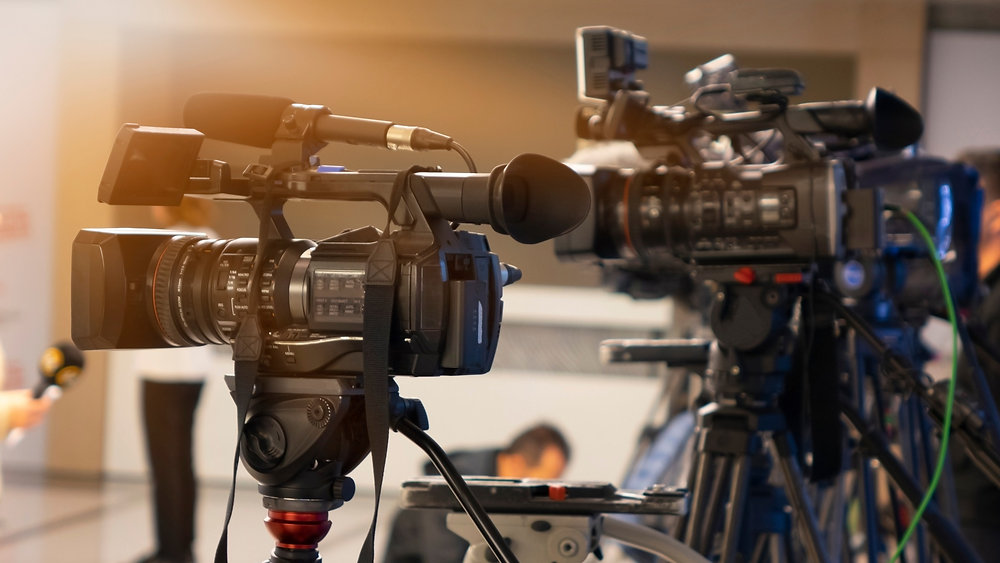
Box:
557 26 980 308
72 94 589 375
69 92 590 562
548 27 994 563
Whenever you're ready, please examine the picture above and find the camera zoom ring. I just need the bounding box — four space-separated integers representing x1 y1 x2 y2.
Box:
151 235 201 347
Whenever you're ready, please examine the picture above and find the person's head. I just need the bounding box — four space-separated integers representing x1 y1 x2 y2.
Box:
495 423 571 480
959 148 1000 278
959 148 1000 205
151 196 214 229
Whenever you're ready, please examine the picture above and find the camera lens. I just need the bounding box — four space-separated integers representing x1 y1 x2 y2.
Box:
589 167 679 262
147 236 315 347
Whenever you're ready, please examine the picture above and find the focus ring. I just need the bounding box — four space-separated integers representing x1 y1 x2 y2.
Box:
151 235 201 347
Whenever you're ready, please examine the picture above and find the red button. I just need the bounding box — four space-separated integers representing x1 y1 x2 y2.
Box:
774 272 803 284
733 267 756 284
548 485 567 501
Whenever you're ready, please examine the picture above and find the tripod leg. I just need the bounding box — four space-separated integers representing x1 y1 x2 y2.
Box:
674 439 702 542
697 456 733 554
718 455 751 563
683 447 715 548
819 470 848 559
749 533 768 563
771 433 832 563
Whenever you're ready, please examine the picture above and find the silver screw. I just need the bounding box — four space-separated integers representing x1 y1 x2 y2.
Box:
558 538 579 557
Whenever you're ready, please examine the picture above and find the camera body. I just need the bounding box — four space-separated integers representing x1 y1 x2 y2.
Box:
558 26 979 306
556 158 845 268
73 225 503 376
72 113 588 377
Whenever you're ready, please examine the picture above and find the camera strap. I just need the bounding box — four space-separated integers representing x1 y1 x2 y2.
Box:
358 238 397 562
358 166 419 561
215 319 263 563
216 195 273 563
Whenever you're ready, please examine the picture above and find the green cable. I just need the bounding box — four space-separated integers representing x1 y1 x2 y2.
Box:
889 208 958 563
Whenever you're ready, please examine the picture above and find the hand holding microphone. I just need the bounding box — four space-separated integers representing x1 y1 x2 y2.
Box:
5 342 84 445
4 390 50 431
34 341 85 399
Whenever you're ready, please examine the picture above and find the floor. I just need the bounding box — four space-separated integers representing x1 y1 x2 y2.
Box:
0 471 394 563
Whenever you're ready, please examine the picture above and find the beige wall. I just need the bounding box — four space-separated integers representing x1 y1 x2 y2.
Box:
46 0 928 475
47 6 120 476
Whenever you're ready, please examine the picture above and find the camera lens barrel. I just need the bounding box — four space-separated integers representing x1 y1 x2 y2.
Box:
73 227 504 375
148 236 318 347
557 161 844 268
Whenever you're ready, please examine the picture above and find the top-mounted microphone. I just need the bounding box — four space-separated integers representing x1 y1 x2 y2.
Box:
183 92 454 152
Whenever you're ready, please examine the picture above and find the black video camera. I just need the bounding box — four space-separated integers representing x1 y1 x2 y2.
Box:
72 95 590 377
69 94 591 560
557 26 980 307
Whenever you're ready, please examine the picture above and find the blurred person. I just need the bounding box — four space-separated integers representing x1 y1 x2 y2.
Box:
382 423 571 563
135 198 216 563
0 341 52 498
968 149 1000 279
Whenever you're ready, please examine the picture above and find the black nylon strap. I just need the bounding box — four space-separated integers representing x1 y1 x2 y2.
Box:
359 166 425 561
215 197 271 563
357 239 397 562
214 321 263 562
382 165 432 234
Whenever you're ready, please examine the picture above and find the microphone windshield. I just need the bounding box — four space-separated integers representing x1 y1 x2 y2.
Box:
184 93 294 148
37 342 85 397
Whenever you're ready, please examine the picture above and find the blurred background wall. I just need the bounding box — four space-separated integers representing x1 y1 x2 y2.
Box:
6 0 994 493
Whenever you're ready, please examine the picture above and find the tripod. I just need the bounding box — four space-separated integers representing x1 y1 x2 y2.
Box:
224 370 520 563
665 284 830 563
661 282 993 563
227 373 369 563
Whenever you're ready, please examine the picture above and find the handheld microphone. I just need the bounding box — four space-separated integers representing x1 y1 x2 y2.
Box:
6 342 85 446
35 341 85 399
184 92 454 152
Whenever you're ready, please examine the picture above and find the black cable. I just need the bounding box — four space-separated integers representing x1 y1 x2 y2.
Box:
871 371 911 563
840 404 984 563
952 314 1000 449
395 418 519 563
907 396 933 563
448 140 477 173
822 289 1000 455
854 355 883 563
822 288 1000 485
691 84 732 117
967 322 1000 366
445 140 475 231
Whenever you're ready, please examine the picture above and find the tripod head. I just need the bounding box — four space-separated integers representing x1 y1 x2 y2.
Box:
702 283 798 408
232 374 372 510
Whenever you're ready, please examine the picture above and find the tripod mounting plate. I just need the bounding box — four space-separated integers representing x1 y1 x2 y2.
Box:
400 477 686 516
